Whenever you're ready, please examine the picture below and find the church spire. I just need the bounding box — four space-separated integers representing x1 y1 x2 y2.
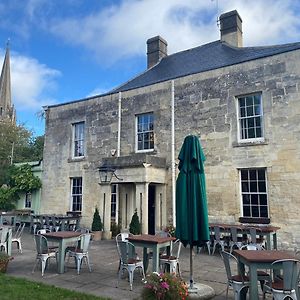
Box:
0 40 15 123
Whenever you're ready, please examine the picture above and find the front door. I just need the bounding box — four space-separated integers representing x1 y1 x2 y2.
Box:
148 184 155 235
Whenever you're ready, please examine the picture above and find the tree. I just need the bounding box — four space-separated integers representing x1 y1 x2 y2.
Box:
129 210 141 235
0 120 44 185
91 206 103 231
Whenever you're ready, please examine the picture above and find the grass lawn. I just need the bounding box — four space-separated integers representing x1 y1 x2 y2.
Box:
0 274 111 300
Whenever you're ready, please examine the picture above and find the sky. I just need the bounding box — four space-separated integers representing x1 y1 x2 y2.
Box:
0 0 300 136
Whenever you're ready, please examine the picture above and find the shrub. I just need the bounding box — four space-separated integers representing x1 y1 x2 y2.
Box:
129 210 141 235
91 206 103 231
141 272 188 300
111 222 121 237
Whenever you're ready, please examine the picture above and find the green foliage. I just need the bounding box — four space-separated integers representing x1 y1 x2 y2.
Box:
91 207 103 231
0 164 41 211
0 120 44 186
111 222 121 237
129 210 141 235
141 272 188 300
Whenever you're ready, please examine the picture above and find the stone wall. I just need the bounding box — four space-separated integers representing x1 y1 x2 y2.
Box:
42 49 300 248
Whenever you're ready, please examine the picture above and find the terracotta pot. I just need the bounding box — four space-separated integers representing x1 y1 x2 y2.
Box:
92 231 102 241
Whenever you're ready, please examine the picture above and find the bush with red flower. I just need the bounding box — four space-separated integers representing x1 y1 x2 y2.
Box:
141 272 188 300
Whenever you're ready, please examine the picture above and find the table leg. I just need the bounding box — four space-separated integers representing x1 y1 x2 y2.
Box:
266 233 271 250
273 232 277 249
143 247 148 272
248 263 259 300
152 246 159 272
57 240 66 274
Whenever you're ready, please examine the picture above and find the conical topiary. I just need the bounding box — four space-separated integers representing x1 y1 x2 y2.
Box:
129 210 141 235
91 206 103 231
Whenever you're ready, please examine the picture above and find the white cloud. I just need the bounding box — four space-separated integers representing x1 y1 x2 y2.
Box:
48 0 300 65
0 50 61 111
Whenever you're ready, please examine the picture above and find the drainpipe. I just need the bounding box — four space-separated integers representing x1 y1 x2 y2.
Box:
117 92 121 157
171 80 176 227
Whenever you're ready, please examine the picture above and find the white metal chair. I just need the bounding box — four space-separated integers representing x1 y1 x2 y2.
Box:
116 240 145 291
229 226 247 253
248 227 265 250
159 239 182 276
12 222 25 253
66 233 92 274
263 259 300 300
0 227 9 253
32 234 57 276
212 226 227 255
36 229 58 251
221 250 250 300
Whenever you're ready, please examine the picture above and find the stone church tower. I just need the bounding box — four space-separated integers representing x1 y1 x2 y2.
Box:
0 42 15 123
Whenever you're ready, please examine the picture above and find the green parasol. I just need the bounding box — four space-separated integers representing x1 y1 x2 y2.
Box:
175 135 209 289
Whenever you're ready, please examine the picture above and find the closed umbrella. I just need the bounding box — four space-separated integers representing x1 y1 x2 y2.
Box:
175 135 209 289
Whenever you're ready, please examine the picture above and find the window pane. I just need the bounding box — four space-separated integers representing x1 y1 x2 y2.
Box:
248 117 254 128
260 206 268 217
254 94 261 105
246 106 254 116
241 170 248 180
239 98 245 107
260 194 267 205
251 206 259 217
258 181 266 192
250 182 257 192
248 128 255 138
245 96 253 106
254 105 261 115
251 194 258 205
243 194 250 205
240 107 246 117
243 206 250 217
249 170 257 180
241 182 249 192
258 169 265 180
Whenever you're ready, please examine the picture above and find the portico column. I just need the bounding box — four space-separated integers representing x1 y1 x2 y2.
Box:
99 183 112 240
155 184 166 231
135 183 149 234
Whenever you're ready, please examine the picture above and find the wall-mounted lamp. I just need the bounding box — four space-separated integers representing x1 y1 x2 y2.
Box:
98 165 123 183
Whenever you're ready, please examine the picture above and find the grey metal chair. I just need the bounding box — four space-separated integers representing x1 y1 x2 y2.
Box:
32 234 57 276
116 240 145 291
0 227 9 253
159 239 182 276
12 222 25 253
263 259 300 300
229 226 247 253
248 227 265 250
212 226 227 255
66 233 92 274
221 250 250 300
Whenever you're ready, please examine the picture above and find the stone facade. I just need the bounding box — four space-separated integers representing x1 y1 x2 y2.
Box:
42 10 300 248
42 48 300 248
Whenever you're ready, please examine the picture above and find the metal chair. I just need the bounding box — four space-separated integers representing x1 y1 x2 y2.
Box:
12 223 25 253
263 259 300 300
221 250 250 300
0 227 9 253
229 226 247 253
66 233 92 274
212 226 227 255
159 239 182 276
248 227 265 250
116 240 145 291
32 234 57 276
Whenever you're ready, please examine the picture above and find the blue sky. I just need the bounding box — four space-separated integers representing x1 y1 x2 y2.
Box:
0 0 300 136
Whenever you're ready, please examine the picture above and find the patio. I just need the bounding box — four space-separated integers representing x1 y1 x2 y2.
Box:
6 228 271 300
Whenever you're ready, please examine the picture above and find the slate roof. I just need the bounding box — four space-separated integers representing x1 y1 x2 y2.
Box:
111 40 300 93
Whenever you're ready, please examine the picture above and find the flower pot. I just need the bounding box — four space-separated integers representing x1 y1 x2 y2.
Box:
92 231 102 241
0 260 9 273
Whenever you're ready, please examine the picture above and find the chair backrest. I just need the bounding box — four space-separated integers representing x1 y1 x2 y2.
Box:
14 223 25 239
155 231 171 238
37 229 51 234
241 244 261 250
214 226 225 241
230 227 242 243
0 227 9 243
76 228 90 234
116 232 130 243
248 227 262 243
221 250 247 283
271 259 300 291
171 239 182 259
78 233 91 252
117 241 136 265
34 234 50 254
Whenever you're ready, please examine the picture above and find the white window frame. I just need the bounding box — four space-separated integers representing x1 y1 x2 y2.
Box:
72 122 85 158
236 93 264 143
135 112 154 152
239 168 269 218
70 177 82 212
25 192 32 208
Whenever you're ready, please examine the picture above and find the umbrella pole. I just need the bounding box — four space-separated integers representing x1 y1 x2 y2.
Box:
189 245 194 289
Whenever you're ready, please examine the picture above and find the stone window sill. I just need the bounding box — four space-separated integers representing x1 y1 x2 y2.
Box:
68 157 86 163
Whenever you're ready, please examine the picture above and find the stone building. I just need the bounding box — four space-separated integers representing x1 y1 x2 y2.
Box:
42 10 300 248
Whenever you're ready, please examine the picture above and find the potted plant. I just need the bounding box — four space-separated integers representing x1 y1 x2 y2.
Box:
91 206 103 241
0 251 13 273
129 210 141 235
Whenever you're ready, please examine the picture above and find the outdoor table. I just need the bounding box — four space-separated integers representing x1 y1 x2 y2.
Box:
234 249 297 299
127 234 175 272
43 231 81 274
209 223 280 249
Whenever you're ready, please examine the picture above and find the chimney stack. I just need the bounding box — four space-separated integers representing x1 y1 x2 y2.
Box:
219 10 243 47
147 36 168 69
